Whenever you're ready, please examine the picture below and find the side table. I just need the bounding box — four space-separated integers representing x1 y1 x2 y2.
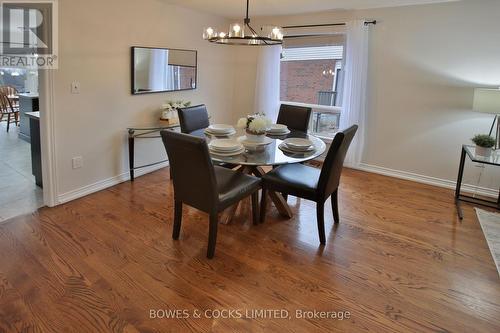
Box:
455 145 500 219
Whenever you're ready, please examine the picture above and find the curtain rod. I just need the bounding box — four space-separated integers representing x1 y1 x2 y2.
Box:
283 20 377 29
283 34 340 39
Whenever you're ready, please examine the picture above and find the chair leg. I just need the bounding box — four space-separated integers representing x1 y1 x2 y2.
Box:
207 212 218 259
172 200 182 240
260 188 267 223
14 112 19 126
331 190 340 224
6 113 11 132
282 193 288 201
316 201 326 245
251 191 259 225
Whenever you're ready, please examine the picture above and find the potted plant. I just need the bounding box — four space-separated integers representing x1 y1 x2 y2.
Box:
471 134 496 157
237 114 271 143
161 100 191 123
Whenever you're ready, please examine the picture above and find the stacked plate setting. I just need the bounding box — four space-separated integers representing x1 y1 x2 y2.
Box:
266 124 290 135
279 138 315 154
238 135 273 151
208 139 244 156
205 124 236 136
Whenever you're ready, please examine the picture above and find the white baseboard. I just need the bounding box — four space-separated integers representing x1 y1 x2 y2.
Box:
56 160 497 205
57 162 169 204
355 163 498 198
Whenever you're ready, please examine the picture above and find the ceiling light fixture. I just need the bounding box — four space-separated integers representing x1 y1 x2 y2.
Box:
203 0 283 46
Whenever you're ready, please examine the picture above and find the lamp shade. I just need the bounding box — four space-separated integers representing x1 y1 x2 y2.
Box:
473 88 500 114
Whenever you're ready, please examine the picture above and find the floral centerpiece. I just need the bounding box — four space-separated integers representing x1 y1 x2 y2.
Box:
237 113 271 143
161 100 191 122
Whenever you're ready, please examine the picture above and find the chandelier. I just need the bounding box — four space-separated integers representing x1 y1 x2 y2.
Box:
202 0 284 46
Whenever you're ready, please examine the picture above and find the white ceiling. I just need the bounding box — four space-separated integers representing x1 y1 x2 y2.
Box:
162 0 461 18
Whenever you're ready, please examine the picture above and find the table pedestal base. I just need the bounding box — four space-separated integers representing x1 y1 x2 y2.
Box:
220 166 293 224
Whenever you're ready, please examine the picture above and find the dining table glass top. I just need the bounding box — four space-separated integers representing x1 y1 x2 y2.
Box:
206 130 327 166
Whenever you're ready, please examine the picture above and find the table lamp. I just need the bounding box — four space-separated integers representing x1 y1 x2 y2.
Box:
473 88 500 149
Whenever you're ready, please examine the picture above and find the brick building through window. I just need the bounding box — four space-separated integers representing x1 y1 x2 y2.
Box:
280 59 338 104
280 45 343 106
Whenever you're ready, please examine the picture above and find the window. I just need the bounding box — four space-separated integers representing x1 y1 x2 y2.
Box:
280 35 345 139
0 68 38 93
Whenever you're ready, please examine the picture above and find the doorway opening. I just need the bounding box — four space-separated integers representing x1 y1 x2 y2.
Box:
0 67 43 222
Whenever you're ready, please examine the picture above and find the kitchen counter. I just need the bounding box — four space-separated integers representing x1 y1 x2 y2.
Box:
18 94 39 142
25 112 42 187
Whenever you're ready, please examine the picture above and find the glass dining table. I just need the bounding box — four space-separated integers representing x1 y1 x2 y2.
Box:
205 130 327 223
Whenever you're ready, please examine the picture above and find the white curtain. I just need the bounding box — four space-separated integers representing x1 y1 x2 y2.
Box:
148 49 167 91
254 45 282 121
339 20 370 168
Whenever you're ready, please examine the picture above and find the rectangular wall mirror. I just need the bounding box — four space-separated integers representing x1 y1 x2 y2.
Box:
131 47 197 94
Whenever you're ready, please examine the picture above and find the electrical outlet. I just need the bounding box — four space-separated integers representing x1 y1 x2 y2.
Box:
72 156 83 169
71 81 80 94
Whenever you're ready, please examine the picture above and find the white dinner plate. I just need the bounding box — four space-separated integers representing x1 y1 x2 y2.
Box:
281 143 315 152
210 146 242 153
269 124 288 131
237 136 273 147
279 143 315 154
205 128 236 136
209 139 242 152
283 138 313 149
208 124 235 133
267 129 291 135
210 147 245 156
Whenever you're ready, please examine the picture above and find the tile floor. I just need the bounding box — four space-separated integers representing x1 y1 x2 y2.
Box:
0 121 43 222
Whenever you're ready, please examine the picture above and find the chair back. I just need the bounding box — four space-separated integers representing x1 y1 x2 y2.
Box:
0 92 13 113
0 86 17 97
317 125 358 199
277 104 312 133
161 130 218 212
178 104 210 134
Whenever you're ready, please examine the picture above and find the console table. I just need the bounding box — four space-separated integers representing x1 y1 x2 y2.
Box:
127 124 179 181
455 145 500 219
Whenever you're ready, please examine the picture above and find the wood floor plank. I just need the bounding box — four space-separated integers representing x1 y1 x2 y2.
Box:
0 168 499 332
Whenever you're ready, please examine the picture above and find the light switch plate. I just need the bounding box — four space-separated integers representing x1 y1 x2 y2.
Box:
72 156 83 169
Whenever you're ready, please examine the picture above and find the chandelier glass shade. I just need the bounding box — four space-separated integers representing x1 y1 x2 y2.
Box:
202 0 283 46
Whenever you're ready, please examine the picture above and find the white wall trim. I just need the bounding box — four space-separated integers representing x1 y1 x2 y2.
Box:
39 69 59 207
57 162 169 204
55 160 497 206
354 163 499 198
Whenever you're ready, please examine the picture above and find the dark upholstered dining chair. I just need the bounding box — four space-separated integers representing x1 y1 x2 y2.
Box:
178 104 210 138
177 103 237 170
260 125 358 245
161 130 261 259
276 104 312 133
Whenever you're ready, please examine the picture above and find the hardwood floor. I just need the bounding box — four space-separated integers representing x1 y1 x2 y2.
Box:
0 168 499 332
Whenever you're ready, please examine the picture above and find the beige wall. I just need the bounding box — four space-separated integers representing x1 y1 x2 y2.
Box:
53 0 235 196
51 0 500 201
233 0 500 192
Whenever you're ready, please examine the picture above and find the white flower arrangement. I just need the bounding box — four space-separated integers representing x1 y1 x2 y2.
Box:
162 100 191 111
237 113 271 135
161 100 191 120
